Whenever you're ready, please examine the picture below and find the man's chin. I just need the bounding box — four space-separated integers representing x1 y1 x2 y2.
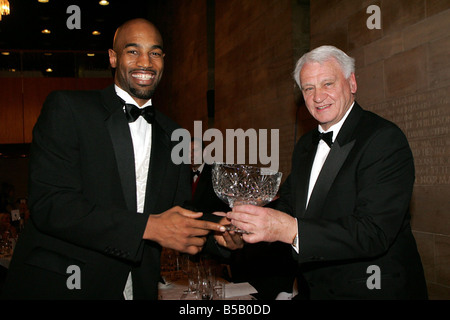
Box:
130 87 155 100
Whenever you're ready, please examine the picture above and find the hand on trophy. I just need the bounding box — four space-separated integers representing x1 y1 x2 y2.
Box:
226 205 297 244
211 163 282 234
143 206 226 255
212 215 245 250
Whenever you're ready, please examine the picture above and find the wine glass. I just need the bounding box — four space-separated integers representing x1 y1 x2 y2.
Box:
179 254 200 299
197 267 214 300
211 163 282 233
197 256 217 300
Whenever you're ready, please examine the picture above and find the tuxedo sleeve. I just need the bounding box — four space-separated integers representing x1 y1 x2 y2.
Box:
28 91 148 262
297 124 415 263
274 174 294 216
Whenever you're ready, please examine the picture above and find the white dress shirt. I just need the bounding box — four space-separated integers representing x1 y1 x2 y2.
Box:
192 162 205 183
292 102 354 253
115 85 153 300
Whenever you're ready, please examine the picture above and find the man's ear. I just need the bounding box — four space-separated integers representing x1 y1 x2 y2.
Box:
108 49 117 68
349 72 357 94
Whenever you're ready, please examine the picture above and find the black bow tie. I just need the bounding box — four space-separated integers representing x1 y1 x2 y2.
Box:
118 96 155 124
192 170 200 178
313 130 334 148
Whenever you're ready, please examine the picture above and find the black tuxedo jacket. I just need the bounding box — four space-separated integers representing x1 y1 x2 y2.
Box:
3 85 191 299
277 102 427 299
191 164 230 215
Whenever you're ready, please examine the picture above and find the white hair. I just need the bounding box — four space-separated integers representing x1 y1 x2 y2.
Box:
293 45 355 89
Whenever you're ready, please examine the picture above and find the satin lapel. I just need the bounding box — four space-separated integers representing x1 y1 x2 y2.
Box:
144 114 171 214
304 102 363 216
305 140 355 216
294 142 317 218
101 86 137 212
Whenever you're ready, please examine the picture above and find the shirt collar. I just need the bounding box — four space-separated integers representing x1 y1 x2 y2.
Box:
318 101 355 142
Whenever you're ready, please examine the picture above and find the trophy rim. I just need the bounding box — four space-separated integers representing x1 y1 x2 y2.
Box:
212 162 281 176
211 162 283 208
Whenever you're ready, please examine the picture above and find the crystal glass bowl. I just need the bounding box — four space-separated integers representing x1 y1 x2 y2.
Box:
211 163 282 208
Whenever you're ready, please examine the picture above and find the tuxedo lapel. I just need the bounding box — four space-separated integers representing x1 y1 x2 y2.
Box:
101 86 174 215
144 114 171 214
305 140 355 216
101 86 137 212
304 103 363 217
294 141 317 218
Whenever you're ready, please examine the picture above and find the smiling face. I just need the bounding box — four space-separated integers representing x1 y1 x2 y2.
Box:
300 58 357 131
108 19 165 106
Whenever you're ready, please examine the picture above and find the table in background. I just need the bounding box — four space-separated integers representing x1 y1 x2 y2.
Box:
158 277 257 300
0 254 11 269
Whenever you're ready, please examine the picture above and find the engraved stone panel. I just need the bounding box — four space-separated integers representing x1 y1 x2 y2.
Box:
368 87 450 186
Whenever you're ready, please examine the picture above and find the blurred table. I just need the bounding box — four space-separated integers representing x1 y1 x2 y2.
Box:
159 249 257 300
0 254 11 269
0 235 15 269
158 277 257 300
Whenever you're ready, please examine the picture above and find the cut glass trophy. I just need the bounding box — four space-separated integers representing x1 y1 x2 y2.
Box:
211 163 282 234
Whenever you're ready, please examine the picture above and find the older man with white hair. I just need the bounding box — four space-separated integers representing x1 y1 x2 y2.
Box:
227 45 428 300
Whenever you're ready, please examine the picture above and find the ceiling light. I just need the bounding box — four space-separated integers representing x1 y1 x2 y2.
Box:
38 0 49 3
1 51 10 55
44 52 52 56
99 1 109 5
0 0 10 21
42 29 51 34
92 30 101 35
45 68 53 72
87 53 95 57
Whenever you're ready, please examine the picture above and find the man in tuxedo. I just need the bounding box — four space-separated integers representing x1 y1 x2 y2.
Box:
227 45 428 299
2 18 232 300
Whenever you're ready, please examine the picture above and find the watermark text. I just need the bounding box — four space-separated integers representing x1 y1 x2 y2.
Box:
171 121 279 172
